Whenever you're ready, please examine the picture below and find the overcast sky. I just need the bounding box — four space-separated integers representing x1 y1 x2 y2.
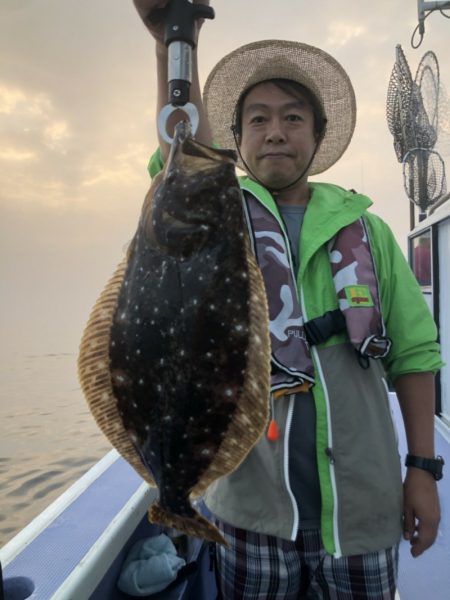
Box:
1 0 449 358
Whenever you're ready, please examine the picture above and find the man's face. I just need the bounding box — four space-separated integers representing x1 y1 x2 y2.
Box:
238 81 318 190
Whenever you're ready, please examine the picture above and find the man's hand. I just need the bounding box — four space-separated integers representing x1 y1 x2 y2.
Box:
395 371 440 557
133 0 210 46
403 467 440 557
133 0 168 44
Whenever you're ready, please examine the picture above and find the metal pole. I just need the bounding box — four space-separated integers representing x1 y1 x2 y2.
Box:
418 150 429 219
410 200 416 230
418 0 450 35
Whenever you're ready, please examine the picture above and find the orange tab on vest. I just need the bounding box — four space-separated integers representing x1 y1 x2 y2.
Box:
267 419 280 442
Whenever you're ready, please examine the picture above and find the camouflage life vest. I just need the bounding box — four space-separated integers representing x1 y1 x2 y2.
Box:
243 193 391 395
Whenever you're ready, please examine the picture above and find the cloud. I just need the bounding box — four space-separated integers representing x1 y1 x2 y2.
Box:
0 73 154 211
44 121 71 152
0 84 52 117
0 81 75 207
326 22 366 47
81 143 148 188
0 85 25 113
0 147 36 161
0 81 72 155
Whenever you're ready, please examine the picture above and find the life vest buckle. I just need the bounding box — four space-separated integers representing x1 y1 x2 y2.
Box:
304 309 346 346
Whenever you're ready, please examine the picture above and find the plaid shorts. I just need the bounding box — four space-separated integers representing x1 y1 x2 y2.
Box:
214 521 399 600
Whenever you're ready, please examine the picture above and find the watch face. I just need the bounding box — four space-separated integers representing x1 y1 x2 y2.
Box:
427 456 444 480
435 456 444 480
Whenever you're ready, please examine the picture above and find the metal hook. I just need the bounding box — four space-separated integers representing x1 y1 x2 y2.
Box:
157 102 199 144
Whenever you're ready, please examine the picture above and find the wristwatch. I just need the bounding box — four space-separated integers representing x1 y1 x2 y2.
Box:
405 454 445 481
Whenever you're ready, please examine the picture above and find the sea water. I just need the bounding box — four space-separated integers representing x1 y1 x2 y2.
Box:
0 351 110 547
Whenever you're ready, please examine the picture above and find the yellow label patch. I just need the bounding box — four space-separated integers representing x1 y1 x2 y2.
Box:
344 285 374 307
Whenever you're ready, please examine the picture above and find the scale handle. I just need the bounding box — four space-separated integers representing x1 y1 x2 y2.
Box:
151 1 214 105
164 0 214 49
150 0 215 49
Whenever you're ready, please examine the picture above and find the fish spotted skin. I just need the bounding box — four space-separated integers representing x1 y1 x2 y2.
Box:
80 121 271 545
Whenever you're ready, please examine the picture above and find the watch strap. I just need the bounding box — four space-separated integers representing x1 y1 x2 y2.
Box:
405 454 444 481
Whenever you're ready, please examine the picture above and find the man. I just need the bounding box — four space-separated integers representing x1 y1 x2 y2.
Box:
133 2 443 598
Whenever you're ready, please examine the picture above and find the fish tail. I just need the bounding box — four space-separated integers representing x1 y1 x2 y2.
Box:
149 502 229 547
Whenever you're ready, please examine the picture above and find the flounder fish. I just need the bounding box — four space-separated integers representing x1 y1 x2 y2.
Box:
78 121 270 545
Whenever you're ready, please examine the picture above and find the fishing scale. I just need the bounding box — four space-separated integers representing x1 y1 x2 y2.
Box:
150 0 215 143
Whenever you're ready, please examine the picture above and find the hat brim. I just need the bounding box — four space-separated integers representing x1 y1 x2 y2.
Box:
203 40 356 175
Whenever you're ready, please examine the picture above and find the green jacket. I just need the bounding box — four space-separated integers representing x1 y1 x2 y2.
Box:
148 154 442 556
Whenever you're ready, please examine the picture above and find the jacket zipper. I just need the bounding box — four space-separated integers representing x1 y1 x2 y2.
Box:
268 199 300 540
277 206 301 540
283 395 299 539
300 286 342 558
382 376 399 447
242 188 301 542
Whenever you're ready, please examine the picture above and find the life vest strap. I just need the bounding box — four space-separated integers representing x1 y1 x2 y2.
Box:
304 309 346 346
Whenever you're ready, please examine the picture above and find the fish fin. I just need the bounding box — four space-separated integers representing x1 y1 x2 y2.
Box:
78 257 156 488
149 503 229 548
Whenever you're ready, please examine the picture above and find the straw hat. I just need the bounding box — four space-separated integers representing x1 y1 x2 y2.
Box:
203 40 357 175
